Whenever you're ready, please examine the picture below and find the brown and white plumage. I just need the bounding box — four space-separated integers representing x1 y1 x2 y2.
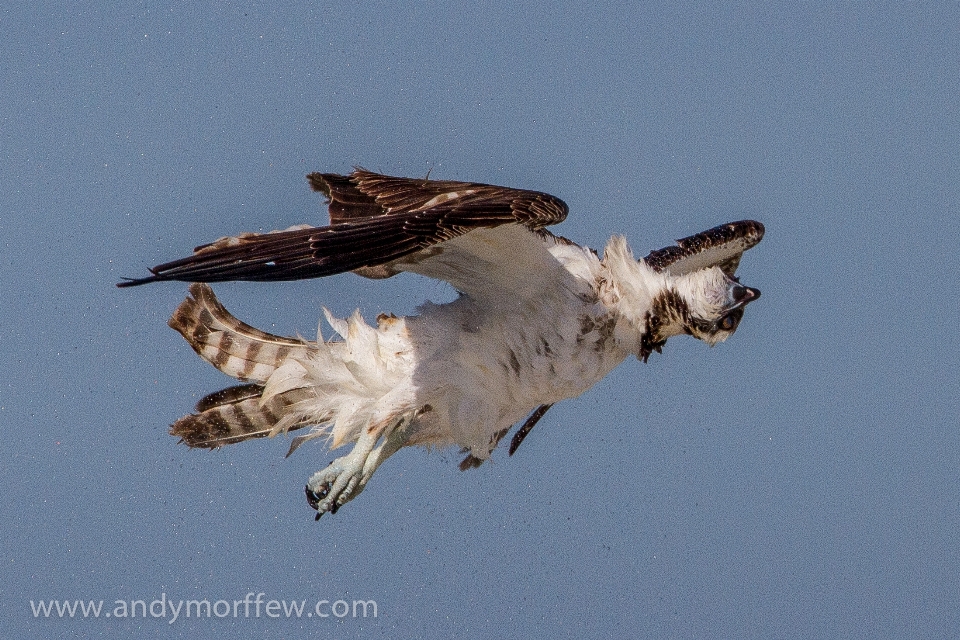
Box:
120 168 764 519
166 283 321 451
117 168 569 286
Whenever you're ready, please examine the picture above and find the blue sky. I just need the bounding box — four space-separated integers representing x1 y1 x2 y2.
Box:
3 2 959 638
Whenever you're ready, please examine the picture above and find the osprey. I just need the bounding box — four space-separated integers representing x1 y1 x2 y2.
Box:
119 169 764 519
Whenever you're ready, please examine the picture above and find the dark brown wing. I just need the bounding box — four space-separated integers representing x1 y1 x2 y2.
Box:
117 168 568 287
643 220 764 277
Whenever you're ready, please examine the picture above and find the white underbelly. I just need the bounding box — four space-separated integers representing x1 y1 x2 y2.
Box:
407 298 627 454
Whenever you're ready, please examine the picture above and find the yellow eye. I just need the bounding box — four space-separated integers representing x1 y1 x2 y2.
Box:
719 313 739 331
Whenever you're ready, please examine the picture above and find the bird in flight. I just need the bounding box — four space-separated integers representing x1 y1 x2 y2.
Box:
119 168 764 519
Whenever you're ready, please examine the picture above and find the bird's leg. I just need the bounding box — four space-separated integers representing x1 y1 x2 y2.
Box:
306 412 413 519
459 403 555 470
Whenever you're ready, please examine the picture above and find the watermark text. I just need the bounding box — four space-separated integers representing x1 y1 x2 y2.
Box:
30 592 377 624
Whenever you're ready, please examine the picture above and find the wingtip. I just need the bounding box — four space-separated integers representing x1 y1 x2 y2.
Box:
732 219 765 241
116 275 160 288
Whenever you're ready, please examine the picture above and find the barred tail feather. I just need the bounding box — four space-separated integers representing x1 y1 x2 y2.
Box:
167 282 417 457
169 283 315 383
171 383 326 450
167 284 330 451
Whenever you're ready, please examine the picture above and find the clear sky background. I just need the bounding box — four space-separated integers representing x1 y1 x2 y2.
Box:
3 2 958 638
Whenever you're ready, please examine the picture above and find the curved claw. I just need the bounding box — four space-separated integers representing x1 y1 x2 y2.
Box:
305 411 414 521
306 479 330 506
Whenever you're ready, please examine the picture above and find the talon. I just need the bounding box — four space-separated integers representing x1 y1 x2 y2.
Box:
305 485 320 510
303 415 412 520
305 483 330 511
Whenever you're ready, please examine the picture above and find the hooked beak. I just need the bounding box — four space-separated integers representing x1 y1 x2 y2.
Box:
731 285 761 308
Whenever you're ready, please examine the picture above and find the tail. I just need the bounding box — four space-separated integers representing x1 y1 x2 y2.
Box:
168 283 313 382
168 284 324 452
170 383 321 454
167 283 415 455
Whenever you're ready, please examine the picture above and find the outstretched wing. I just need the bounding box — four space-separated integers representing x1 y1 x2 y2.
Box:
117 168 569 287
643 220 764 277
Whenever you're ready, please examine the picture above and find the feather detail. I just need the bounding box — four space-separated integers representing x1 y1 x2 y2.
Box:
170 384 316 449
168 283 314 382
167 286 416 452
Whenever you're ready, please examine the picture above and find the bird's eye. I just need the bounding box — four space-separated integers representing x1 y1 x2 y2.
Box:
719 312 740 331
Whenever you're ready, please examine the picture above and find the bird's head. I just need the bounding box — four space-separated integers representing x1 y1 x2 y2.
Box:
670 267 761 346
635 267 761 361
636 219 764 357
601 220 764 361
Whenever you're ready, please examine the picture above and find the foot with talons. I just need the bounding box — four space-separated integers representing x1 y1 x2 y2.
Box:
305 482 340 518
305 413 414 520
305 454 372 519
